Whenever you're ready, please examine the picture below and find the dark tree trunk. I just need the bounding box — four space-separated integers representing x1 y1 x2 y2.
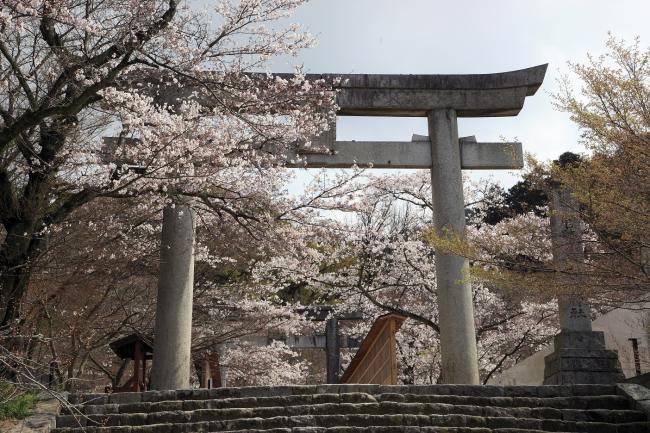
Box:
0 235 35 330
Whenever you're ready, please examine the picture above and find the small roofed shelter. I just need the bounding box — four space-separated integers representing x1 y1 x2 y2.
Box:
109 333 153 392
340 314 406 385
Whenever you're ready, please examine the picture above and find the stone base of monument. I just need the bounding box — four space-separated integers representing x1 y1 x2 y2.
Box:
544 331 625 385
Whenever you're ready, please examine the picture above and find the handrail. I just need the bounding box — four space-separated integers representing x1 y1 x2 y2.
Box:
340 314 406 385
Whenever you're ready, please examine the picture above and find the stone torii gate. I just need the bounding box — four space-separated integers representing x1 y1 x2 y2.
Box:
285 65 547 385
147 64 547 388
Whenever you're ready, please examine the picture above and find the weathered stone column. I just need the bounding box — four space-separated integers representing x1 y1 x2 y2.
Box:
428 109 480 384
543 185 623 384
550 187 593 332
150 204 195 390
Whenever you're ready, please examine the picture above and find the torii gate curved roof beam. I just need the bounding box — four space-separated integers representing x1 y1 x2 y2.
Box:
138 64 547 118
276 64 547 117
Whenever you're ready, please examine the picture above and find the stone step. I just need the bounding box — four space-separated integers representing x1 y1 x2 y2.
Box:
55 401 647 428
189 429 543 433
57 385 648 433
65 392 633 416
377 393 631 410
215 429 630 433
68 385 620 406
51 413 650 433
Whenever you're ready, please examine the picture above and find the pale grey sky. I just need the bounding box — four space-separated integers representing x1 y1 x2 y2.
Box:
269 0 650 188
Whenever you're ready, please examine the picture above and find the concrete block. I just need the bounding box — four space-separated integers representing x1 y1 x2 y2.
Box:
186 389 209 400
55 415 84 428
618 383 650 401
546 371 624 385
88 414 118 427
81 394 108 405
572 384 618 396
556 356 622 372
174 389 194 400
118 402 150 414
471 386 504 397
377 392 405 402
311 394 340 405
66 394 81 405
316 385 341 395
141 390 176 403
540 419 574 432
24 413 57 431
635 400 650 416
121 413 147 426
554 331 606 349
544 334 625 385
503 386 539 397
575 422 618 433
109 393 141 404
537 385 572 397
206 387 236 399
139 423 172 433
152 401 183 412
84 404 118 415
290 385 318 395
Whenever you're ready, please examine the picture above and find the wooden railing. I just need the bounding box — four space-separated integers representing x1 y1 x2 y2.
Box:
340 314 406 385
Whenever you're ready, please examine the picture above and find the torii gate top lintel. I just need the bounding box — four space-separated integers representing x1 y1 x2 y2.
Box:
273 64 548 117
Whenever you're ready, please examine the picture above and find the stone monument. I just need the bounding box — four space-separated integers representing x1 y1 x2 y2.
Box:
543 185 624 384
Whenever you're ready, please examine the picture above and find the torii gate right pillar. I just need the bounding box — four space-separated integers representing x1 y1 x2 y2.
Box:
428 109 479 384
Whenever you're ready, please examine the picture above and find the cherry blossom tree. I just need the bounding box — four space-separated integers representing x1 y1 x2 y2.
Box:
11 163 368 390
12 184 346 390
8 165 557 388
254 172 558 384
549 36 650 302
0 0 337 332
220 340 311 386
467 37 650 306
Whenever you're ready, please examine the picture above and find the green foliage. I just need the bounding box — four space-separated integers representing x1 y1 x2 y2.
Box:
469 175 548 226
0 383 35 420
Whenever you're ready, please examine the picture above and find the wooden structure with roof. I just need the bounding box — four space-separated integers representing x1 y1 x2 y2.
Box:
109 333 153 392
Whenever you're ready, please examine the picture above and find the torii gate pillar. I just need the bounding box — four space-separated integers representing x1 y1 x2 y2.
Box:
428 109 479 384
150 204 195 390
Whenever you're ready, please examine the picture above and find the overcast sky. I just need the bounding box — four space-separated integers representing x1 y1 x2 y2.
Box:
269 0 650 188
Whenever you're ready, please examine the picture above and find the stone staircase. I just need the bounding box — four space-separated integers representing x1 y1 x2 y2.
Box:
54 384 649 433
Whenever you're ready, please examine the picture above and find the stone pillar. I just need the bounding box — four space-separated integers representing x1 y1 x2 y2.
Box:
428 109 480 385
150 204 195 390
325 317 340 384
543 186 624 384
549 187 593 332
